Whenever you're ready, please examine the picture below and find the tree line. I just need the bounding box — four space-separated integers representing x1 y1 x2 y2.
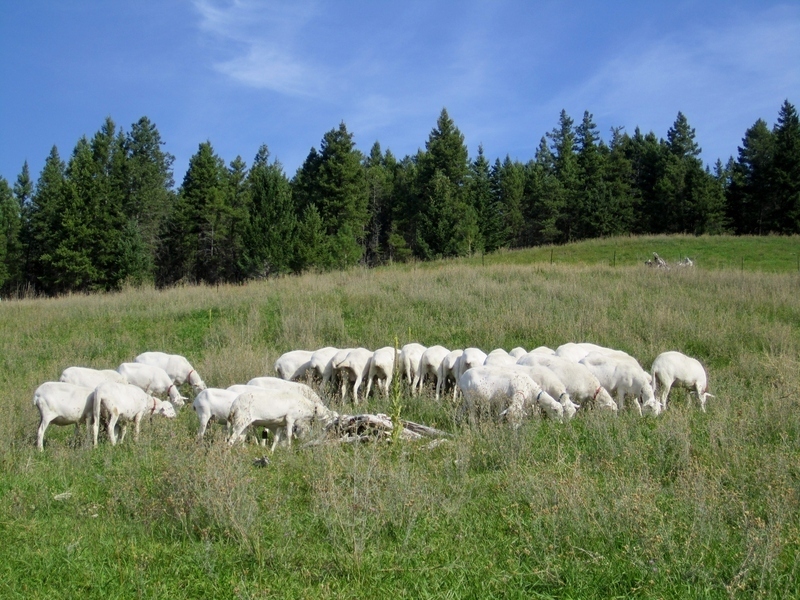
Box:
1 101 798 296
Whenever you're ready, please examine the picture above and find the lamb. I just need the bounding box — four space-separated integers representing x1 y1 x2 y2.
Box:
274 350 314 381
399 343 427 386
365 346 398 399
517 352 618 412
117 362 188 408
412 345 450 396
227 388 334 451
579 352 659 416
133 351 206 392
60 366 127 389
335 348 374 403
435 349 464 401
459 366 563 426
92 381 176 446
452 348 488 400
651 351 713 412
33 382 96 451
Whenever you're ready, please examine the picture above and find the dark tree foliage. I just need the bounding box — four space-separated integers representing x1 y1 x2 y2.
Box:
414 108 473 258
158 141 229 285
772 100 800 233
6 100 798 296
245 145 296 276
0 177 20 291
292 122 368 269
363 142 396 265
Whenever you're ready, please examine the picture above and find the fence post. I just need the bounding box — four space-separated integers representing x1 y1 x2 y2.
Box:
550 248 554 265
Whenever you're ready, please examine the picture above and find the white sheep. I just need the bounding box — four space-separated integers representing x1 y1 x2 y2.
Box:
651 351 713 412
274 350 313 381
309 347 339 382
399 343 427 386
413 345 450 396
192 388 240 439
117 362 187 408
227 388 334 451
335 348 374 403
59 366 127 389
459 366 563 426
33 382 96 451
579 352 659 416
93 381 176 446
517 352 618 412
452 348 488 400
483 348 517 367
365 346 398 399
506 364 580 420
134 351 207 392
435 349 464 401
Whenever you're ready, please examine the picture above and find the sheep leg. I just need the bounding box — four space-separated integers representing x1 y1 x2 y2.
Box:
36 417 50 451
108 414 120 445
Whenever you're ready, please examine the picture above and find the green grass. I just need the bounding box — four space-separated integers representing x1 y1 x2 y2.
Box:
1 235 800 598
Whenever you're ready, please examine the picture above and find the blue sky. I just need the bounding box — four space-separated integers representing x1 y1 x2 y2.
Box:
1 1 798 187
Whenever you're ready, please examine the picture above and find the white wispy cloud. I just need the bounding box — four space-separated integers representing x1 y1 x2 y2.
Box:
191 0 327 96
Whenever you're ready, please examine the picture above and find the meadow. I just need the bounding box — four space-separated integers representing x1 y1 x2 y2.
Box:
1 235 799 598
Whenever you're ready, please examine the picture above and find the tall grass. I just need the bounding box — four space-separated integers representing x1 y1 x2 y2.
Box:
1 238 799 598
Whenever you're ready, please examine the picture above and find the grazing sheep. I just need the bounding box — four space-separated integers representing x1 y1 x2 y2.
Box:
509 347 528 359
322 347 354 389
365 346 398 399
335 348 374 404
309 347 339 382
192 388 240 439
483 348 517 367
579 352 659 416
33 382 96 451
651 351 713 412
274 350 314 381
517 353 618 412
506 364 580 420
459 366 563 426
436 349 464 401
413 345 450 396
60 366 127 389
399 343 427 386
93 381 176 446
134 351 207 392
227 388 334 451
453 348 488 400
117 362 187 408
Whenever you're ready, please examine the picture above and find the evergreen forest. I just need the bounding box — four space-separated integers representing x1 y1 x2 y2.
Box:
1 101 799 296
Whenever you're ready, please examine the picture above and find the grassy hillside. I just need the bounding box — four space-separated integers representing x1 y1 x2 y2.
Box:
1 235 799 598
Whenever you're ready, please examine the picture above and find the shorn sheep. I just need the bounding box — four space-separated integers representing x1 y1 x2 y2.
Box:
651 351 713 412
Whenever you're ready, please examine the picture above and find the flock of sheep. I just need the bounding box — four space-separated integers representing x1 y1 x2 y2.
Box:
33 343 712 452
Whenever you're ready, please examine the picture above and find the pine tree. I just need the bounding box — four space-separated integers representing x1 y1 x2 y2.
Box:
416 108 471 257
125 117 176 282
492 156 525 247
27 146 67 293
0 177 18 291
772 100 800 233
246 145 296 276
548 110 581 241
727 119 775 234
468 145 503 252
158 141 228 284
291 122 368 269
364 142 396 265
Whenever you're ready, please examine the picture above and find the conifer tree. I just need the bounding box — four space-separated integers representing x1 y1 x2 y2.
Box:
0 178 18 291
548 110 581 241
246 145 296 276
416 108 471 257
364 142 396 265
727 119 775 234
291 122 368 269
27 146 67 293
772 100 800 233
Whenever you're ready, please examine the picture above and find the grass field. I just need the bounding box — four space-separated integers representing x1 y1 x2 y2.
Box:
1 235 799 598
